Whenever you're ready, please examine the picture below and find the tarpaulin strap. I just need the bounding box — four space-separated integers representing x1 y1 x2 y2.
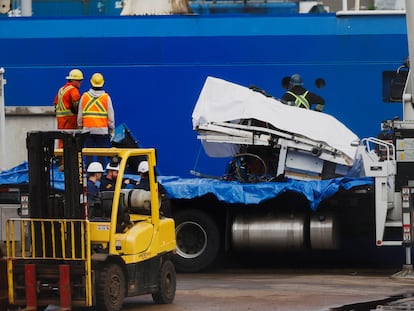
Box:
192 144 203 173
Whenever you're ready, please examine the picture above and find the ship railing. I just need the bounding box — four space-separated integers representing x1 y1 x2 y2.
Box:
339 0 405 14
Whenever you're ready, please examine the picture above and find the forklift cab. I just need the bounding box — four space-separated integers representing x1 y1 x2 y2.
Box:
26 130 153 219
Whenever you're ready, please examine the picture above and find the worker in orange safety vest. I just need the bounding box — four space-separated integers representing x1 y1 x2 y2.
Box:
78 72 115 167
53 69 84 148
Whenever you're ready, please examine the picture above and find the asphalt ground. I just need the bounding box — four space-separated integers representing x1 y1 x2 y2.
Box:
118 268 414 311
120 247 414 311
31 247 414 311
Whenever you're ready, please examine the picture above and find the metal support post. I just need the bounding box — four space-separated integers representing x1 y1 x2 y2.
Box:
25 264 37 309
0 68 6 172
21 0 32 16
341 0 348 11
59 264 72 310
392 186 414 279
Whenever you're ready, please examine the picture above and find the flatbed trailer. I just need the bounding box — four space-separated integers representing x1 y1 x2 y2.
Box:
161 139 401 272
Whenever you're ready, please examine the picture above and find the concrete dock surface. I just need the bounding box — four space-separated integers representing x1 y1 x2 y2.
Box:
118 267 414 311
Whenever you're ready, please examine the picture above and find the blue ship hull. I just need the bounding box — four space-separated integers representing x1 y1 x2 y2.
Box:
0 12 408 176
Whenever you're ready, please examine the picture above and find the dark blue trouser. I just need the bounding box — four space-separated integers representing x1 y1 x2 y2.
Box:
84 134 111 168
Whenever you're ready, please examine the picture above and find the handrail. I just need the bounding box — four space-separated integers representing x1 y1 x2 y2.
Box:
6 218 90 260
338 0 405 14
360 137 395 162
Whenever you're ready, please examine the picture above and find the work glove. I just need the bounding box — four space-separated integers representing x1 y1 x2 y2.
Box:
315 104 324 112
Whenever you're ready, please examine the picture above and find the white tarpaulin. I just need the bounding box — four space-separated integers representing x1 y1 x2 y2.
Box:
192 76 359 161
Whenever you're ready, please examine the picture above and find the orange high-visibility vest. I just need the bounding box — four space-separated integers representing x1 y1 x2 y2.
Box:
81 93 109 128
54 83 80 130
55 84 78 118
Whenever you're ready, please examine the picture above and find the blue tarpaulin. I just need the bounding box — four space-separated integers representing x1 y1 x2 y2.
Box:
0 162 65 190
0 162 30 185
0 162 373 211
159 176 373 211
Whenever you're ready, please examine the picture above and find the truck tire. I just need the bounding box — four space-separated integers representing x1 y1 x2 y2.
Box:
152 259 176 304
173 209 220 272
95 264 126 311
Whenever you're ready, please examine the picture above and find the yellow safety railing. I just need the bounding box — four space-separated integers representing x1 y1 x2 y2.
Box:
6 218 90 260
6 218 93 306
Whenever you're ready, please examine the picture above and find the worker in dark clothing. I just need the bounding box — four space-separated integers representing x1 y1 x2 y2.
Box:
135 161 150 191
86 161 104 204
134 161 171 216
281 74 325 112
100 163 136 191
100 163 120 191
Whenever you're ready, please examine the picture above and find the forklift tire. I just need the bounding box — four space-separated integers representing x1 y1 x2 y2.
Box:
95 264 126 311
152 259 176 304
173 209 220 273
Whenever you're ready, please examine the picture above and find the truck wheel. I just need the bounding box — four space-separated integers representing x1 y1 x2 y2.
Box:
152 259 176 304
174 209 220 272
95 264 125 311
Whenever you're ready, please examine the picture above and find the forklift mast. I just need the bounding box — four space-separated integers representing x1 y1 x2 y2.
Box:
26 131 89 219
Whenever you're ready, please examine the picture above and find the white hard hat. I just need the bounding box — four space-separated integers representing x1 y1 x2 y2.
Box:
138 161 149 173
87 162 104 173
106 163 120 171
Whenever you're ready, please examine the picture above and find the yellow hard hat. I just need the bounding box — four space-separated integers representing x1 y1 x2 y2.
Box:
90 73 104 87
66 69 84 81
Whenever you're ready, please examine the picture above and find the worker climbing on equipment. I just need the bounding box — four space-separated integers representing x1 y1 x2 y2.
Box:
78 72 115 167
86 161 104 204
281 74 325 112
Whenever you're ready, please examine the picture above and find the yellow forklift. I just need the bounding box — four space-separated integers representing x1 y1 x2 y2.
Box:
6 131 176 311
